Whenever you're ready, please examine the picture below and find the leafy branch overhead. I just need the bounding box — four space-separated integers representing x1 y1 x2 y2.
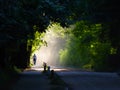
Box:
0 0 120 71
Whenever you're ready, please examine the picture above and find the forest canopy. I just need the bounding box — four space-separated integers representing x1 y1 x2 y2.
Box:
58 21 112 71
0 0 120 72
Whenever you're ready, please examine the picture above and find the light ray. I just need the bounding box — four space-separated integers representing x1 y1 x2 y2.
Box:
32 28 65 68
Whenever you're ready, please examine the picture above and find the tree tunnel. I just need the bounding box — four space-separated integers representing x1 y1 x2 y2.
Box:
0 0 120 72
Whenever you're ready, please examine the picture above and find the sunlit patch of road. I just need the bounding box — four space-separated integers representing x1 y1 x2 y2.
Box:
30 65 69 72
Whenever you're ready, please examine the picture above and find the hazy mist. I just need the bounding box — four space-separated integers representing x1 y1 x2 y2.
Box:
34 29 66 67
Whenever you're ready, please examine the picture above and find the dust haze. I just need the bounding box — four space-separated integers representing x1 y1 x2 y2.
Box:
34 29 66 67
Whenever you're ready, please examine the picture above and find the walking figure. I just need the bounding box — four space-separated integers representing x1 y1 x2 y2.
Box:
33 54 37 65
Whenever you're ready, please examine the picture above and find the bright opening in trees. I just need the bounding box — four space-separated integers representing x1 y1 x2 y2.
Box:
30 21 115 72
30 23 66 67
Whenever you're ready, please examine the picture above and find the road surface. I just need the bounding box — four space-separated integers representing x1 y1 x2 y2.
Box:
11 67 67 90
56 69 120 90
10 66 120 90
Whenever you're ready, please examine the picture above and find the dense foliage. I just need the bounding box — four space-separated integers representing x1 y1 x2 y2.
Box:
0 0 120 72
0 0 70 69
59 21 112 71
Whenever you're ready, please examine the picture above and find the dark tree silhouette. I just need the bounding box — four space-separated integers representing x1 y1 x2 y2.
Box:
0 0 120 71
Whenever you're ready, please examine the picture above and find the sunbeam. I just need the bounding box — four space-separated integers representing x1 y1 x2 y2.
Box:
33 26 66 68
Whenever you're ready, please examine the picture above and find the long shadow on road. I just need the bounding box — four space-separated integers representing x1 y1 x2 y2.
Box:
10 67 120 90
10 68 68 90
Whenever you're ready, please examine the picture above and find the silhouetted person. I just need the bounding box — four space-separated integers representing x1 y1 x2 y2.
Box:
33 54 37 65
47 66 51 75
50 70 54 79
43 62 47 71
